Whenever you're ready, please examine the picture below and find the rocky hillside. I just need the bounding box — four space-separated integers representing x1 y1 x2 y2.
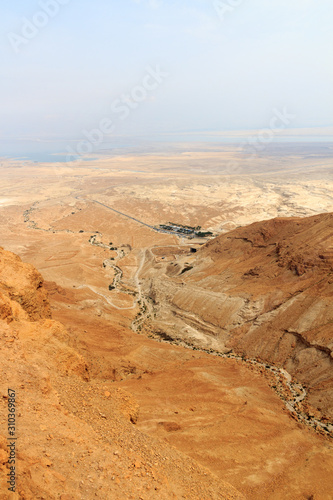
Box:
141 213 333 419
0 247 244 499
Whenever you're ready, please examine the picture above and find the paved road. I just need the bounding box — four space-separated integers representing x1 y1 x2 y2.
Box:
91 199 158 231
80 197 197 237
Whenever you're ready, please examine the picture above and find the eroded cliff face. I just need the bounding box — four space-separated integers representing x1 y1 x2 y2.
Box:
0 248 52 321
0 247 244 500
140 213 333 418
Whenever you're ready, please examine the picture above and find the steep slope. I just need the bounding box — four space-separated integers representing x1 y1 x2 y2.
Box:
140 213 333 419
0 247 244 499
47 253 333 499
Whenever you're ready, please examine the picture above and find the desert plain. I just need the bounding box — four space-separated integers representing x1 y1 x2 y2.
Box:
0 141 333 499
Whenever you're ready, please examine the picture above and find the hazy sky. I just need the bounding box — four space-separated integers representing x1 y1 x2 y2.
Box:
1 0 332 140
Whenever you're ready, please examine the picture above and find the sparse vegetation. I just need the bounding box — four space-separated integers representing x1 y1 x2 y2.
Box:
180 266 193 274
